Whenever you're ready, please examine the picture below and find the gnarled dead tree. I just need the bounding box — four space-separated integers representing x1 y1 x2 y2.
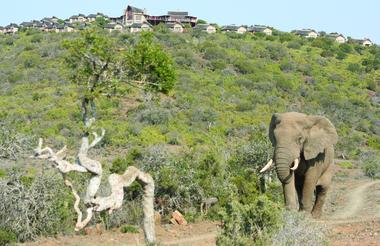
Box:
31 130 156 243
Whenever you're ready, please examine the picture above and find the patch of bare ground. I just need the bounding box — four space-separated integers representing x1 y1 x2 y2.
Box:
22 221 219 246
328 219 380 246
321 162 380 246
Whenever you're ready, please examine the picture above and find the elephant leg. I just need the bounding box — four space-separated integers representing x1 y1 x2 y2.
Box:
283 173 297 210
312 185 329 218
312 165 333 218
300 169 318 213
295 175 304 210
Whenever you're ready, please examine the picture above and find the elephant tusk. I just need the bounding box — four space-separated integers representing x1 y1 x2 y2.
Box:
260 159 274 173
290 158 299 171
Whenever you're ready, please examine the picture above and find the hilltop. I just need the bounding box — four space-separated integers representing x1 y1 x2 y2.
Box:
0 28 379 244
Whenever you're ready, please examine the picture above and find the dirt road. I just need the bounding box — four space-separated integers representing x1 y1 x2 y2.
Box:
321 166 380 246
24 221 219 246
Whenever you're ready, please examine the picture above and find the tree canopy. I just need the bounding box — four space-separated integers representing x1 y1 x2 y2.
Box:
62 28 176 125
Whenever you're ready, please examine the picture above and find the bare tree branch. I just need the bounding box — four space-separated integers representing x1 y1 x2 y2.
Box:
89 128 105 149
31 132 156 244
31 138 87 173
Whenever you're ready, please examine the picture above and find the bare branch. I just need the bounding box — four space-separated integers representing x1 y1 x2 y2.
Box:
131 79 160 87
64 179 94 231
30 134 156 243
31 139 87 173
55 145 67 159
89 128 105 149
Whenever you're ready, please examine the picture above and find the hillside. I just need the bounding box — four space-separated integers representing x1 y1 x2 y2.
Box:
0 28 380 244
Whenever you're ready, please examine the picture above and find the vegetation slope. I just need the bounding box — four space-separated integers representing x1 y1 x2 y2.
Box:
0 27 379 244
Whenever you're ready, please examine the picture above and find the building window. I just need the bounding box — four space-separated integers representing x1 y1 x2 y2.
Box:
135 15 142 22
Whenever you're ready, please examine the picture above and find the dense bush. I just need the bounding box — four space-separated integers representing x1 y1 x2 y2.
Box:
126 32 176 93
271 211 328 246
0 123 32 160
0 170 75 242
217 195 282 245
361 152 380 179
0 228 17 246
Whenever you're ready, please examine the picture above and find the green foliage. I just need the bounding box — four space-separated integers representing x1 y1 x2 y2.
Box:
368 135 380 149
197 19 208 24
217 194 282 245
126 32 176 93
0 228 17 246
0 123 32 160
153 23 170 33
0 29 380 242
0 170 75 242
337 161 353 169
0 169 5 178
120 225 139 234
94 17 110 28
62 27 123 102
347 63 362 73
109 148 141 174
362 46 380 71
361 153 380 179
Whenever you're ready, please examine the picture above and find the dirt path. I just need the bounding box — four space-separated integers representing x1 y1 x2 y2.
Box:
162 232 216 246
330 180 380 220
322 166 380 246
23 221 219 246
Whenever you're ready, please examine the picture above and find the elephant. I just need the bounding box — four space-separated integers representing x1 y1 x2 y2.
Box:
260 112 337 218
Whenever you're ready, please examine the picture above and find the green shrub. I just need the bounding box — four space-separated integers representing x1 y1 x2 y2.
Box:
217 195 282 245
110 157 131 174
0 170 75 242
321 49 335 57
203 46 228 60
210 59 227 70
367 136 380 150
271 211 328 246
280 59 295 72
361 153 380 179
127 32 176 93
336 50 347 60
109 148 142 174
0 228 17 246
275 75 296 92
339 43 353 54
120 225 139 234
347 63 362 73
287 41 301 50
337 161 353 169
137 107 171 125
234 58 257 74
266 43 289 60
0 169 6 178
0 124 32 160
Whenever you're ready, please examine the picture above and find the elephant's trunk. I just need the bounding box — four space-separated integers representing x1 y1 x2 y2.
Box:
274 148 293 184
274 147 298 210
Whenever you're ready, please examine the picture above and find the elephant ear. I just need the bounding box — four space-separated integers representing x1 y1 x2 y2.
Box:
269 113 281 146
304 116 338 160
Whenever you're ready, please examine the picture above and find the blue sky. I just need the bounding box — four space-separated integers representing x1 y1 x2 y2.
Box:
1 0 379 43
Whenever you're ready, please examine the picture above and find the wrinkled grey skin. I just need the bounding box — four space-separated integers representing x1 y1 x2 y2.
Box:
269 112 338 218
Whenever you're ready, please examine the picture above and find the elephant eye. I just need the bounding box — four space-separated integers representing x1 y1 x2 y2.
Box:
297 136 303 144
